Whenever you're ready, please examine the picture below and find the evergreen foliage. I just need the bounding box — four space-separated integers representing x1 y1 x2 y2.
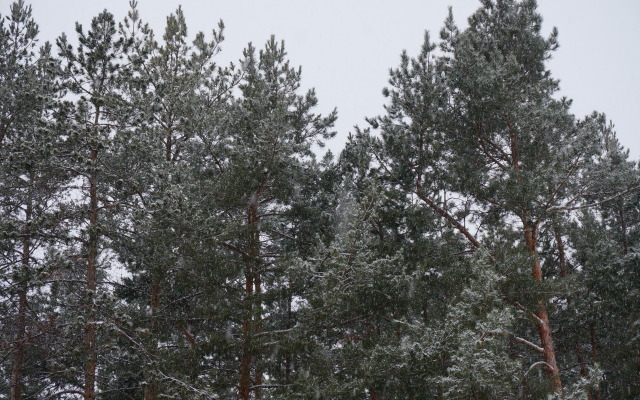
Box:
0 0 638 399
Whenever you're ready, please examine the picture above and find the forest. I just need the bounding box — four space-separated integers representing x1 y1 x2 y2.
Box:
1 0 639 398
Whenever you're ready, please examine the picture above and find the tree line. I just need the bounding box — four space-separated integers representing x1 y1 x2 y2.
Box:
1 0 638 398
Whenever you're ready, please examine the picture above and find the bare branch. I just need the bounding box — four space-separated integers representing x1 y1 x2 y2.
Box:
485 329 543 354
536 154 583 220
45 390 85 399
218 241 249 258
525 361 554 376
255 326 298 338
415 183 481 249
502 297 545 326
547 186 640 212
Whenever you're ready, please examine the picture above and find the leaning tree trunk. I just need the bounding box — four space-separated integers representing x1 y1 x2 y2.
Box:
523 220 562 394
509 123 561 393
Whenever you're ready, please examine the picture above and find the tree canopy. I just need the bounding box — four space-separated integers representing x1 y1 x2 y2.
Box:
1 1 638 399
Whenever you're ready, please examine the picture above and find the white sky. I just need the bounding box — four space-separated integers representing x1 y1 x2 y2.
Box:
21 0 640 160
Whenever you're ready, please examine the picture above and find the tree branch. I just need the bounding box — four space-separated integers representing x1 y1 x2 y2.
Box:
415 183 481 249
525 361 554 375
45 390 85 399
547 186 640 212
485 329 543 354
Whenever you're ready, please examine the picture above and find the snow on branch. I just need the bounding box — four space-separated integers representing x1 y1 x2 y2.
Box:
485 329 543 354
525 361 555 376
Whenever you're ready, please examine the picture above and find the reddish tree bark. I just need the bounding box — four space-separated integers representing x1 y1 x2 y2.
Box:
524 222 562 393
239 193 260 399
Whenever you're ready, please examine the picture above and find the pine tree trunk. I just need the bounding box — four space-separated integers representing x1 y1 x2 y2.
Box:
144 276 161 400
239 271 253 400
554 227 569 279
285 295 292 385
512 123 561 393
575 343 593 400
85 158 98 400
144 127 175 400
11 200 32 400
524 222 562 394
11 286 27 400
557 227 596 398
239 193 260 399
618 205 629 256
0 125 6 150
254 273 262 400
85 107 101 400
590 324 601 400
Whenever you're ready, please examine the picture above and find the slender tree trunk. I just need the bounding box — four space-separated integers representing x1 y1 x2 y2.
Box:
239 272 254 399
85 156 98 400
11 201 32 400
165 122 173 163
11 286 27 400
144 127 176 399
84 106 101 400
254 273 262 400
590 324 601 400
239 193 260 399
252 198 263 399
0 125 6 150
618 206 629 256
285 295 292 385
556 226 596 398
523 221 562 394
144 276 161 400
575 343 593 400
554 226 569 279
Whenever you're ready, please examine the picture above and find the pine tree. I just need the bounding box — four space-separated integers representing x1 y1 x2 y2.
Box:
0 1 65 397
439 254 521 399
56 10 133 399
1 2 639 398
112 4 234 397
288 182 416 399
367 0 636 395
211 37 336 399
565 124 640 398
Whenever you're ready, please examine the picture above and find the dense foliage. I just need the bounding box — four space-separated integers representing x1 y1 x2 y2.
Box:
1 0 638 399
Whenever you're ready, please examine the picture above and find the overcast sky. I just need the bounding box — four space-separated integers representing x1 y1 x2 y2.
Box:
22 0 640 160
